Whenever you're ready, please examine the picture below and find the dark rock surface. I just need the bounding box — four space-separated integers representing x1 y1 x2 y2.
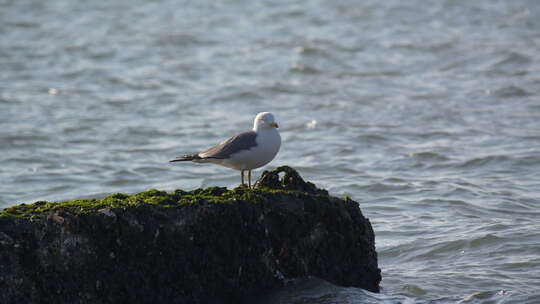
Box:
0 166 381 304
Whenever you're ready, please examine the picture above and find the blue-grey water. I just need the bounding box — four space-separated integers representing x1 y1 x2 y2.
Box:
1 0 540 303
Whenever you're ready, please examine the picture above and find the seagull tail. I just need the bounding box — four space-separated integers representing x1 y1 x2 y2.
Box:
169 154 200 162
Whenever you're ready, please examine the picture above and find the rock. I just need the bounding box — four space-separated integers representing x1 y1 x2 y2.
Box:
0 166 381 304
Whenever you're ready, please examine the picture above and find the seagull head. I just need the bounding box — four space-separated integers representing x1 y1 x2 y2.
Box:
253 112 279 131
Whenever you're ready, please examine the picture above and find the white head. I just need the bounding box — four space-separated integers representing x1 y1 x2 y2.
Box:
253 112 279 131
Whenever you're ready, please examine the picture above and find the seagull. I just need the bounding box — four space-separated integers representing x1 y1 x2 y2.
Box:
169 112 281 188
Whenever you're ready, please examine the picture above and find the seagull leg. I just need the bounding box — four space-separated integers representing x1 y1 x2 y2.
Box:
241 170 245 186
248 170 252 189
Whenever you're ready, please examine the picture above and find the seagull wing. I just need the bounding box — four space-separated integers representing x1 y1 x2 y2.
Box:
198 131 258 159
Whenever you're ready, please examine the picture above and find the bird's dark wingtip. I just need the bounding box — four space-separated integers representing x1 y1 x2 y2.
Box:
169 158 187 162
169 154 198 163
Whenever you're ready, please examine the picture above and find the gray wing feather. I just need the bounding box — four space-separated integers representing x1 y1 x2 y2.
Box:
199 131 257 159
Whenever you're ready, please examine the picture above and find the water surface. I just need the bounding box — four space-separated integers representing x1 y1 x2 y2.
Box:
2 0 540 303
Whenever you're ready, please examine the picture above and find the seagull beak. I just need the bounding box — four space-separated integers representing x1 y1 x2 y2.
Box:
270 122 279 128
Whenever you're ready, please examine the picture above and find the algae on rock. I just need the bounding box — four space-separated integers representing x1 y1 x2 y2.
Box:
0 166 381 304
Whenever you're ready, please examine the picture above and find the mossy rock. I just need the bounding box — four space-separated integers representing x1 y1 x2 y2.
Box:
0 166 381 304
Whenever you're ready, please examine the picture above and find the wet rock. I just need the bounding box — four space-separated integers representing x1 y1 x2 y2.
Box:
0 166 381 304
256 165 325 195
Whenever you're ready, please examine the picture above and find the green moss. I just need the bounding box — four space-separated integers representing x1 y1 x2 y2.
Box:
1 165 334 219
0 187 308 219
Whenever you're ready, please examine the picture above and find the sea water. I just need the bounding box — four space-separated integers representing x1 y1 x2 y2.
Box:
1 0 539 303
